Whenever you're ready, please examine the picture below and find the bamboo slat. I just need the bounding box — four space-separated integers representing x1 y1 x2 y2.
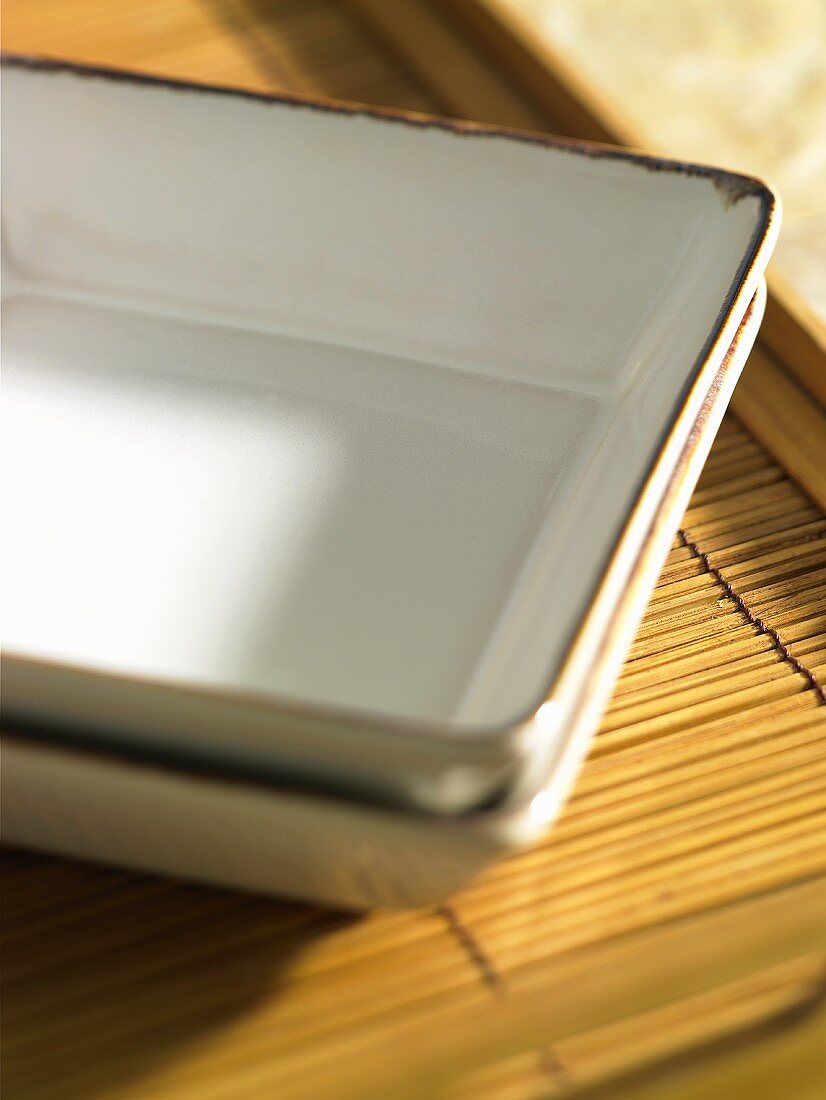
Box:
2 4 825 1099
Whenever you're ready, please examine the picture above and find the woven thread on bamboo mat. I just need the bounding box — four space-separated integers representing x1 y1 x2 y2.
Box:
678 529 825 703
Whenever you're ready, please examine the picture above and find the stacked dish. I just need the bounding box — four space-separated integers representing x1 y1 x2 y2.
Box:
1 56 778 907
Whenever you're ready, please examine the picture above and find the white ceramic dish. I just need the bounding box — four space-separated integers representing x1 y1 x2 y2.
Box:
1 57 777 905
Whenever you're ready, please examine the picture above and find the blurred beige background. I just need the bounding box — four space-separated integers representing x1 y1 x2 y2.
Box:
507 0 826 321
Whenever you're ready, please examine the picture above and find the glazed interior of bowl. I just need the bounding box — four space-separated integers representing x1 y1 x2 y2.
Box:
2 62 770 731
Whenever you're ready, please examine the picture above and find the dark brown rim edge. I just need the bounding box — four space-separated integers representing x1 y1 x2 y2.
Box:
2 51 770 202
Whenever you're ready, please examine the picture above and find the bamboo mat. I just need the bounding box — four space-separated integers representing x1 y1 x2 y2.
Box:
2 3 826 1098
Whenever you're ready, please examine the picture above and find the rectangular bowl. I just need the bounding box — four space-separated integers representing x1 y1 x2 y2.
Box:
1 56 778 905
